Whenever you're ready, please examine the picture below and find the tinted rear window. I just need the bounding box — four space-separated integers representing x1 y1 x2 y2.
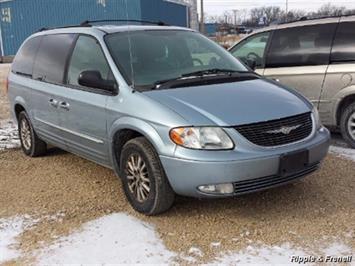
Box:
33 34 77 84
266 24 336 68
12 36 42 77
331 22 355 63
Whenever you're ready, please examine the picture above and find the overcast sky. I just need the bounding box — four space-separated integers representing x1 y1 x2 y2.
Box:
197 0 355 16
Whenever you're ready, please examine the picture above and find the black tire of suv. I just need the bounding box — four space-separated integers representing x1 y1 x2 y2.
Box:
340 102 355 148
18 111 47 157
120 137 175 215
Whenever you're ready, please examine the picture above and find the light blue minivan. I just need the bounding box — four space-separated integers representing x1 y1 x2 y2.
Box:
8 22 330 215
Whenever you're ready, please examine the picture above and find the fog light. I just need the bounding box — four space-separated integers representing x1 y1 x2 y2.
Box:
198 183 234 194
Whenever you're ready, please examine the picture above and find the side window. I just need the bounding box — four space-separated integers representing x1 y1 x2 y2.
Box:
67 35 116 91
331 22 355 63
266 24 337 68
231 32 270 68
12 36 42 77
33 34 77 84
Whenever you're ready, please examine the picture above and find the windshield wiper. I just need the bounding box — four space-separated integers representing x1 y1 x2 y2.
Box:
146 69 251 90
181 68 247 78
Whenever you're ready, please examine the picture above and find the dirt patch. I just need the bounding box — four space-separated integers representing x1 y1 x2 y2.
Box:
0 64 11 120
0 149 354 263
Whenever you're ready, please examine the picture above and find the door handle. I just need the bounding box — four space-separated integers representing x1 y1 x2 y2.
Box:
49 99 58 108
59 101 70 111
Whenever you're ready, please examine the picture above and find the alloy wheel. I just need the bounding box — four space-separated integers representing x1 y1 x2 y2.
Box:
20 118 31 150
125 154 150 202
347 112 355 140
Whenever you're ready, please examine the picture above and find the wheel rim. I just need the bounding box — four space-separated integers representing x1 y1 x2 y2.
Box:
125 154 150 203
347 112 355 140
20 118 31 150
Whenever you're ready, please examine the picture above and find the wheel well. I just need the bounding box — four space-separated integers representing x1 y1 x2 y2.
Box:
14 104 25 120
337 95 355 126
113 129 144 168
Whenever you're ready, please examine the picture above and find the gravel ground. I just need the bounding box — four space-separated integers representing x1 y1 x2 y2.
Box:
1 149 354 264
0 64 354 264
0 64 10 120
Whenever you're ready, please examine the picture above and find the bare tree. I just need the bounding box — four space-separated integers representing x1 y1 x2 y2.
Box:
205 3 355 27
315 3 346 16
263 6 283 24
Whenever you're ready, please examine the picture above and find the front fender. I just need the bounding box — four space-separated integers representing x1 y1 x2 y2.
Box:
108 116 176 172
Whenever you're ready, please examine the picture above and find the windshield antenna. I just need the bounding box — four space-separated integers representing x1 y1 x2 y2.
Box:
124 0 135 90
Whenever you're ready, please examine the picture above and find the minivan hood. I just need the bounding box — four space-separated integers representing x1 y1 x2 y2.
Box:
143 79 311 126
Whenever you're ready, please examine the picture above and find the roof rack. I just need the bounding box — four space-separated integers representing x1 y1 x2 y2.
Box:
279 13 355 25
80 19 168 26
38 24 91 32
37 19 168 32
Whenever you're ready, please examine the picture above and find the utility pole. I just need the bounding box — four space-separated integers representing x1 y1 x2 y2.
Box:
232 9 238 25
200 0 205 34
285 0 289 20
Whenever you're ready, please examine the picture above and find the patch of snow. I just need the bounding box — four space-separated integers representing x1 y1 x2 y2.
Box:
36 213 176 265
212 242 354 265
322 242 352 256
213 243 307 265
0 216 36 264
0 119 20 150
329 145 355 162
188 246 204 257
211 242 221 248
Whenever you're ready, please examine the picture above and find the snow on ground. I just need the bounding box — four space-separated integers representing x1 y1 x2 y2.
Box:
0 119 20 150
213 243 308 264
36 213 176 265
329 145 355 162
0 213 353 264
212 242 354 265
0 216 36 264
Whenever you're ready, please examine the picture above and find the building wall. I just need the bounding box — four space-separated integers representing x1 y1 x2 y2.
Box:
0 0 188 56
140 0 188 27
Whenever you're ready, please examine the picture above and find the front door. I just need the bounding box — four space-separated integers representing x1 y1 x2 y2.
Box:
230 31 271 75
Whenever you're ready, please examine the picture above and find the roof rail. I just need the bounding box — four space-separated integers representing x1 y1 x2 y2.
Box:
80 19 169 26
279 13 355 25
37 19 168 32
38 24 91 32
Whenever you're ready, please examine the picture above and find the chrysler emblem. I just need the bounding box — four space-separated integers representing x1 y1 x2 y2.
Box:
266 124 302 135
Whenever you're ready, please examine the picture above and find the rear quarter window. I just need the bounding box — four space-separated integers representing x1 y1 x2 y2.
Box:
12 36 42 77
33 33 77 84
331 22 355 63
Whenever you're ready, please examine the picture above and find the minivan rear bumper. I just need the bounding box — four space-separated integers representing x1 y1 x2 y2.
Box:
160 127 330 198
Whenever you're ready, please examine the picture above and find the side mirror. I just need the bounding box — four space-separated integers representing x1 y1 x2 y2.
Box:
245 58 257 71
78 70 116 92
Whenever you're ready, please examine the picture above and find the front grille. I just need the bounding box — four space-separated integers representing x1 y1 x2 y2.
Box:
234 112 313 147
233 163 319 195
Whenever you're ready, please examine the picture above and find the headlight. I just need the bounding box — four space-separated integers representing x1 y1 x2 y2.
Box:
312 106 321 129
169 127 234 150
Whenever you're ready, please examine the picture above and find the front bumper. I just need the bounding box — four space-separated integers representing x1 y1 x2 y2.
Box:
160 127 330 198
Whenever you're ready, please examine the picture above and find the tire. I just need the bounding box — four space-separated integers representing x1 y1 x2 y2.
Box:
18 111 47 157
340 102 355 148
120 137 175 215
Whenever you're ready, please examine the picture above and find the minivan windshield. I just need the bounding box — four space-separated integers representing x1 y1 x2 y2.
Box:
105 30 248 89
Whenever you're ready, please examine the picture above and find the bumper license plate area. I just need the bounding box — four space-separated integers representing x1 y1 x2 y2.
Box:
279 150 309 176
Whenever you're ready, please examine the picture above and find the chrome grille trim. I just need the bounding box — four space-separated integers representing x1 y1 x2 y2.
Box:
234 112 313 147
